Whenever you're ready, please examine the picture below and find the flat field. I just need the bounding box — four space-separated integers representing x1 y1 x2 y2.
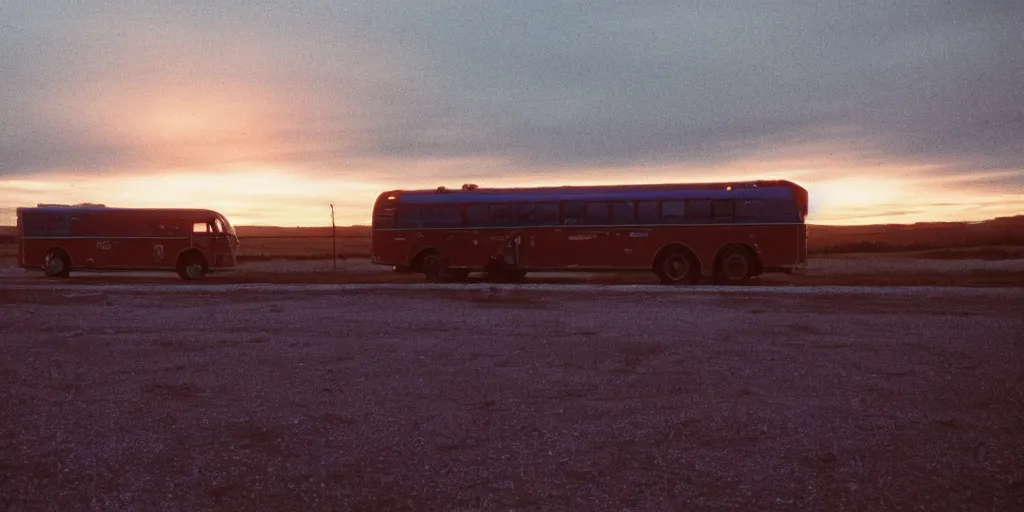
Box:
0 284 1021 509
236 236 372 260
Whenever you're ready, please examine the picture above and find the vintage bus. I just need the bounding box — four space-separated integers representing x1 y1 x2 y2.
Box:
371 180 808 284
16 204 239 280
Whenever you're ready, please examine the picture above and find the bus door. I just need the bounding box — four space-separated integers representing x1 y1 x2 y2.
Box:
190 218 232 267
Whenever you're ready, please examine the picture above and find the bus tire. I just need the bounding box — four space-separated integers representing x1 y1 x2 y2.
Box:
654 250 697 285
714 246 756 285
43 248 71 278
176 251 208 281
420 252 446 281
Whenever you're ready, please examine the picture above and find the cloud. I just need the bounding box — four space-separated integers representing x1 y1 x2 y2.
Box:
0 0 1021 223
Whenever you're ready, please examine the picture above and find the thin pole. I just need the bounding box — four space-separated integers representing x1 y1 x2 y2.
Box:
331 203 337 272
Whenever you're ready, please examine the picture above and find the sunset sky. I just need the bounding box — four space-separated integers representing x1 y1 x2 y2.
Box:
1 1 1021 226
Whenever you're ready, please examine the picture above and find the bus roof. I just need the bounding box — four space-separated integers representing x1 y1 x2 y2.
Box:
385 179 805 205
17 205 226 217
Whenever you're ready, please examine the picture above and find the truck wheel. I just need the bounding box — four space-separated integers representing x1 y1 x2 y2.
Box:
44 249 71 278
176 253 208 281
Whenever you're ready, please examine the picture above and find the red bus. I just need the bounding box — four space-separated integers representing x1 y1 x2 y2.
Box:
16 204 239 280
371 180 808 284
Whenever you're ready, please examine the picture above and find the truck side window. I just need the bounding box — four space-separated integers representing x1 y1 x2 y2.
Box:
193 222 209 234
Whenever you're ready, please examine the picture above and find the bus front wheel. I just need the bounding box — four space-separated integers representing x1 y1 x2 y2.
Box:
43 249 71 278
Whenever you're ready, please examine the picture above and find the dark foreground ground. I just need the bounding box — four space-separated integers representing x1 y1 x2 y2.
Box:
1 284 1023 510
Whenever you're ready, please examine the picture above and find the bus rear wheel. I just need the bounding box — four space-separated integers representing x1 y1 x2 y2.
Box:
43 249 71 278
176 253 208 281
655 252 696 285
715 247 754 285
419 252 468 282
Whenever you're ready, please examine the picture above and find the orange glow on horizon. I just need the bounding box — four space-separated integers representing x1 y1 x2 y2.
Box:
1 164 1021 227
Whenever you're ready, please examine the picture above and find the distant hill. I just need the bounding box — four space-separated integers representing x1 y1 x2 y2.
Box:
235 225 370 238
807 215 1024 253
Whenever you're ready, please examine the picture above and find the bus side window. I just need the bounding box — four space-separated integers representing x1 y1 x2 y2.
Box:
424 205 462 227
584 202 609 225
373 212 395 229
757 200 797 222
636 201 659 224
711 200 735 220
735 200 763 221
686 199 711 221
193 222 209 234
535 203 560 225
487 204 510 226
562 201 585 225
466 204 487 227
396 204 425 228
611 202 635 224
513 203 536 225
661 200 686 223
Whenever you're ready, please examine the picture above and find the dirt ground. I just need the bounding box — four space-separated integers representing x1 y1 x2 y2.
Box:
1 284 1022 510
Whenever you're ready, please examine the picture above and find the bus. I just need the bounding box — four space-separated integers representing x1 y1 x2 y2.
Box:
16 204 239 280
370 180 808 284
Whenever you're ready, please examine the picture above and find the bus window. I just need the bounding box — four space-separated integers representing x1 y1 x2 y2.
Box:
686 199 711 221
611 202 635 224
513 203 536 225
584 202 609 224
193 222 209 234
394 205 417 228
637 201 659 224
735 200 763 221
373 211 395 229
562 201 585 224
711 200 735 220
466 204 487 226
424 205 462 227
757 200 799 222
535 203 560 225
661 201 686 223
487 204 510 226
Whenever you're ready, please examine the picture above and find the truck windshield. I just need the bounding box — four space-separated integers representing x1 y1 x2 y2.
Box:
219 216 236 236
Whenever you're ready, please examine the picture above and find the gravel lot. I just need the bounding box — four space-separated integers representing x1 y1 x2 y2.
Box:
1 284 1023 510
